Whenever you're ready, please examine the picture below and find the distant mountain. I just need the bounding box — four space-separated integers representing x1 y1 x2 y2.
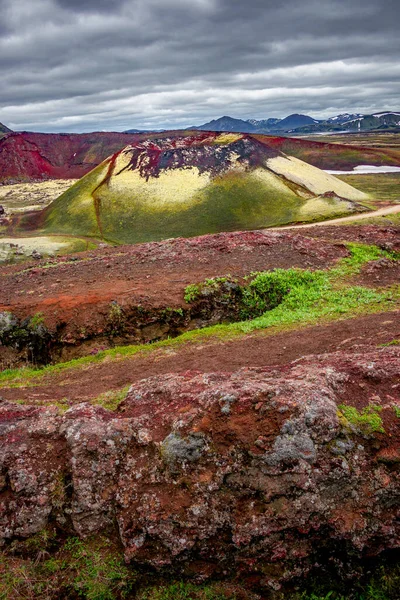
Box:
192 115 320 134
326 113 363 124
191 114 320 134
294 112 400 134
124 128 166 133
192 116 257 133
272 114 320 131
0 122 12 135
247 118 281 129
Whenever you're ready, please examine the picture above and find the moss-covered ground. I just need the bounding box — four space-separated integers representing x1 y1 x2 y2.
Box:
336 173 400 203
42 163 363 244
37 134 372 244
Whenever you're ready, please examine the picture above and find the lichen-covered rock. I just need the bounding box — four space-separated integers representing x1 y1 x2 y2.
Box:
0 347 399 590
0 311 18 341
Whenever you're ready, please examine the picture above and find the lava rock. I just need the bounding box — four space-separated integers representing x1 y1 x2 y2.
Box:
0 348 399 590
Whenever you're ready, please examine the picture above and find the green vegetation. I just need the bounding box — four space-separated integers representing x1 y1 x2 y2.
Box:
138 582 230 600
0 532 399 599
62 537 134 599
0 309 52 365
107 301 127 336
338 404 385 435
0 536 135 600
218 243 398 335
91 385 131 411
39 135 369 245
393 406 400 419
45 165 309 243
2 552 399 600
29 311 45 328
380 339 400 347
42 166 105 239
184 276 234 303
336 173 400 202
240 268 323 319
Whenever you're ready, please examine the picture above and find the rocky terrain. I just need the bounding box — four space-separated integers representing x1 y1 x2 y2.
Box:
5 219 400 369
0 129 399 599
0 122 12 137
0 229 351 366
0 346 399 597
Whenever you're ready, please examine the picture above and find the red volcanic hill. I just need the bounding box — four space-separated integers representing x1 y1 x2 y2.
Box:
0 129 399 183
0 131 148 182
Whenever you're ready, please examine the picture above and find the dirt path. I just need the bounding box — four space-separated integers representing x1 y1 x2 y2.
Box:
273 203 400 230
1 310 398 404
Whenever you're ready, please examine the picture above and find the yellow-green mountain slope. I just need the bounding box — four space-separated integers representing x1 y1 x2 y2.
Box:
42 132 369 243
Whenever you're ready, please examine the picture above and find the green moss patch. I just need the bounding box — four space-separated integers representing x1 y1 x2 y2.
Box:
0 535 135 600
38 137 369 244
338 404 385 435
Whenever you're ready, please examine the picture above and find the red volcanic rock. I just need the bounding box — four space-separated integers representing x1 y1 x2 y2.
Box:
0 131 145 181
0 130 222 182
0 348 399 590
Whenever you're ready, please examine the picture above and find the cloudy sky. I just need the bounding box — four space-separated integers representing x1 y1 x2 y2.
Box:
0 0 398 132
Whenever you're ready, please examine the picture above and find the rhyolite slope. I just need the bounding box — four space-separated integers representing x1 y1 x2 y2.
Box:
0 347 399 593
0 131 144 182
41 132 368 243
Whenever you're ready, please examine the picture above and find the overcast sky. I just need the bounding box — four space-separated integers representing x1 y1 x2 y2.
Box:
0 0 398 132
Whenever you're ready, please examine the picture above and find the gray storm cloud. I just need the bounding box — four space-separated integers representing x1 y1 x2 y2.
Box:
0 0 398 132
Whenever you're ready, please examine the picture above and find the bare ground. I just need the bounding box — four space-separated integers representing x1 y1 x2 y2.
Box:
0 223 399 402
1 310 398 404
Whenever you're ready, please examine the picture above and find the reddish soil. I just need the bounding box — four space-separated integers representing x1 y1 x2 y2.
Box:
354 258 400 287
1 310 398 404
1 224 399 370
0 230 347 333
292 223 400 251
0 131 144 181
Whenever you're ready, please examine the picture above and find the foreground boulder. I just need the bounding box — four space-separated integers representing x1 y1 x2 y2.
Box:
0 348 399 591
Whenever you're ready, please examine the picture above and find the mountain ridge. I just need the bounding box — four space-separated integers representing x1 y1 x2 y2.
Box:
185 112 400 135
